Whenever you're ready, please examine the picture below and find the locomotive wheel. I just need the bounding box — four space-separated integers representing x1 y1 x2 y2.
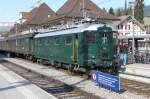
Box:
7 53 11 58
68 64 74 74
53 61 60 69
56 62 62 69
108 68 113 73
37 59 42 64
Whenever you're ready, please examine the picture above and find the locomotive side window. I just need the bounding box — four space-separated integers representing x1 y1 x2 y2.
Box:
84 32 96 44
38 39 42 45
55 37 60 45
65 36 72 45
44 38 49 45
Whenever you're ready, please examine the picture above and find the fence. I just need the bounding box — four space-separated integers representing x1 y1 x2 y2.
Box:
127 51 150 64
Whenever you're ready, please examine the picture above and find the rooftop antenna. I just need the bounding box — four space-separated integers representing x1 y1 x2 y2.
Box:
33 0 43 8
81 0 91 22
82 0 86 19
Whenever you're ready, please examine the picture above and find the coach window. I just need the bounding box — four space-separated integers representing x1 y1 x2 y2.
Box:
26 39 29 43
16 40 18 46
65 36 72 45
55 37 60 45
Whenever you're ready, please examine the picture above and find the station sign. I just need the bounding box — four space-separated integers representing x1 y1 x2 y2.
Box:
92 71 121 92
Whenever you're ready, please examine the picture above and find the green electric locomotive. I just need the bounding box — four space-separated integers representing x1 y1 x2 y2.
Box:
34 23 119 73
0 22 119 74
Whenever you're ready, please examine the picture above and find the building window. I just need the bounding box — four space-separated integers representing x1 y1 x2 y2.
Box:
65 36 72 44
128 25 130 30
121 25 124 29
125 25 128 30
118 25 120 29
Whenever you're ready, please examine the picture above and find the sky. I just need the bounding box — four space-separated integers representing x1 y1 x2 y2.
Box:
0 0 150 22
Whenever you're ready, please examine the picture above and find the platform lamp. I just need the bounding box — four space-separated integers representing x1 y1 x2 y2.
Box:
129 1 136 63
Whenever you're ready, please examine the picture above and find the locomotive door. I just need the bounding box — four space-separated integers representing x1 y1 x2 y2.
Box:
72 34 78 63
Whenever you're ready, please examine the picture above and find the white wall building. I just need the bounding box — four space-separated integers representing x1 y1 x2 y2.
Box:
113 15 146 36
113 15 150 52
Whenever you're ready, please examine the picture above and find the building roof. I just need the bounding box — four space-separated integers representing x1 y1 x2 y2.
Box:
112 15 129 26
56 0 118 20
25 3 56 25
20 12 32 19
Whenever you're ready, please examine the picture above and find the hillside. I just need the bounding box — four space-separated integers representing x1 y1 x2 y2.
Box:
144 5 150 17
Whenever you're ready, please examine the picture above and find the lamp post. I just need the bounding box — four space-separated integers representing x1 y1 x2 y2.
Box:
129 1 135 63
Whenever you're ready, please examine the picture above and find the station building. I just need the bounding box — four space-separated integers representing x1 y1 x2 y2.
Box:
7 0 119 37
41 0 119 27
113 15 150 52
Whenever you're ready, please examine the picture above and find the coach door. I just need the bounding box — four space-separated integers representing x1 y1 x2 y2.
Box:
72 34 79 63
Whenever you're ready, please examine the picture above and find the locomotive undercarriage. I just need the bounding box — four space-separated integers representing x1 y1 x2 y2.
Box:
1 50 119 76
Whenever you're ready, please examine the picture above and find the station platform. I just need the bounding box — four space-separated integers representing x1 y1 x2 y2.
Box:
0 64 57 99
3 58 149 99
119 63 150 84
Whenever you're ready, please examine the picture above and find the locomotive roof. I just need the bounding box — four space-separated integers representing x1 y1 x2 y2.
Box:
35 24 117 38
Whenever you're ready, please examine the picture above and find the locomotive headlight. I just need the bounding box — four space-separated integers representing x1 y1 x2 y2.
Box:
91 56 95 59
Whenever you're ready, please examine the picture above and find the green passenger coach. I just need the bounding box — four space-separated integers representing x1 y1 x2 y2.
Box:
34 23 119 73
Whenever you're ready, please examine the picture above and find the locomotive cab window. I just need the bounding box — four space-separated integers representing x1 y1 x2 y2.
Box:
65 36 72 45
84 31 96 44
102 33 108 44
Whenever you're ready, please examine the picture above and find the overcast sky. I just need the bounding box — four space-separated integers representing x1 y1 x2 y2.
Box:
0 0 149 22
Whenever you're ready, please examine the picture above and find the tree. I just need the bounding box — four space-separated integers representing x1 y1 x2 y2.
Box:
134 0 144 23
124 0 128 15
116 8 122 16
109 7 115 15
102 8 107 13
126 7 132 15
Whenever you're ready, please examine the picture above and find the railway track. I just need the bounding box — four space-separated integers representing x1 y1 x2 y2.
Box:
1 58 150 98
19 58 150 97
0 60 100 99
